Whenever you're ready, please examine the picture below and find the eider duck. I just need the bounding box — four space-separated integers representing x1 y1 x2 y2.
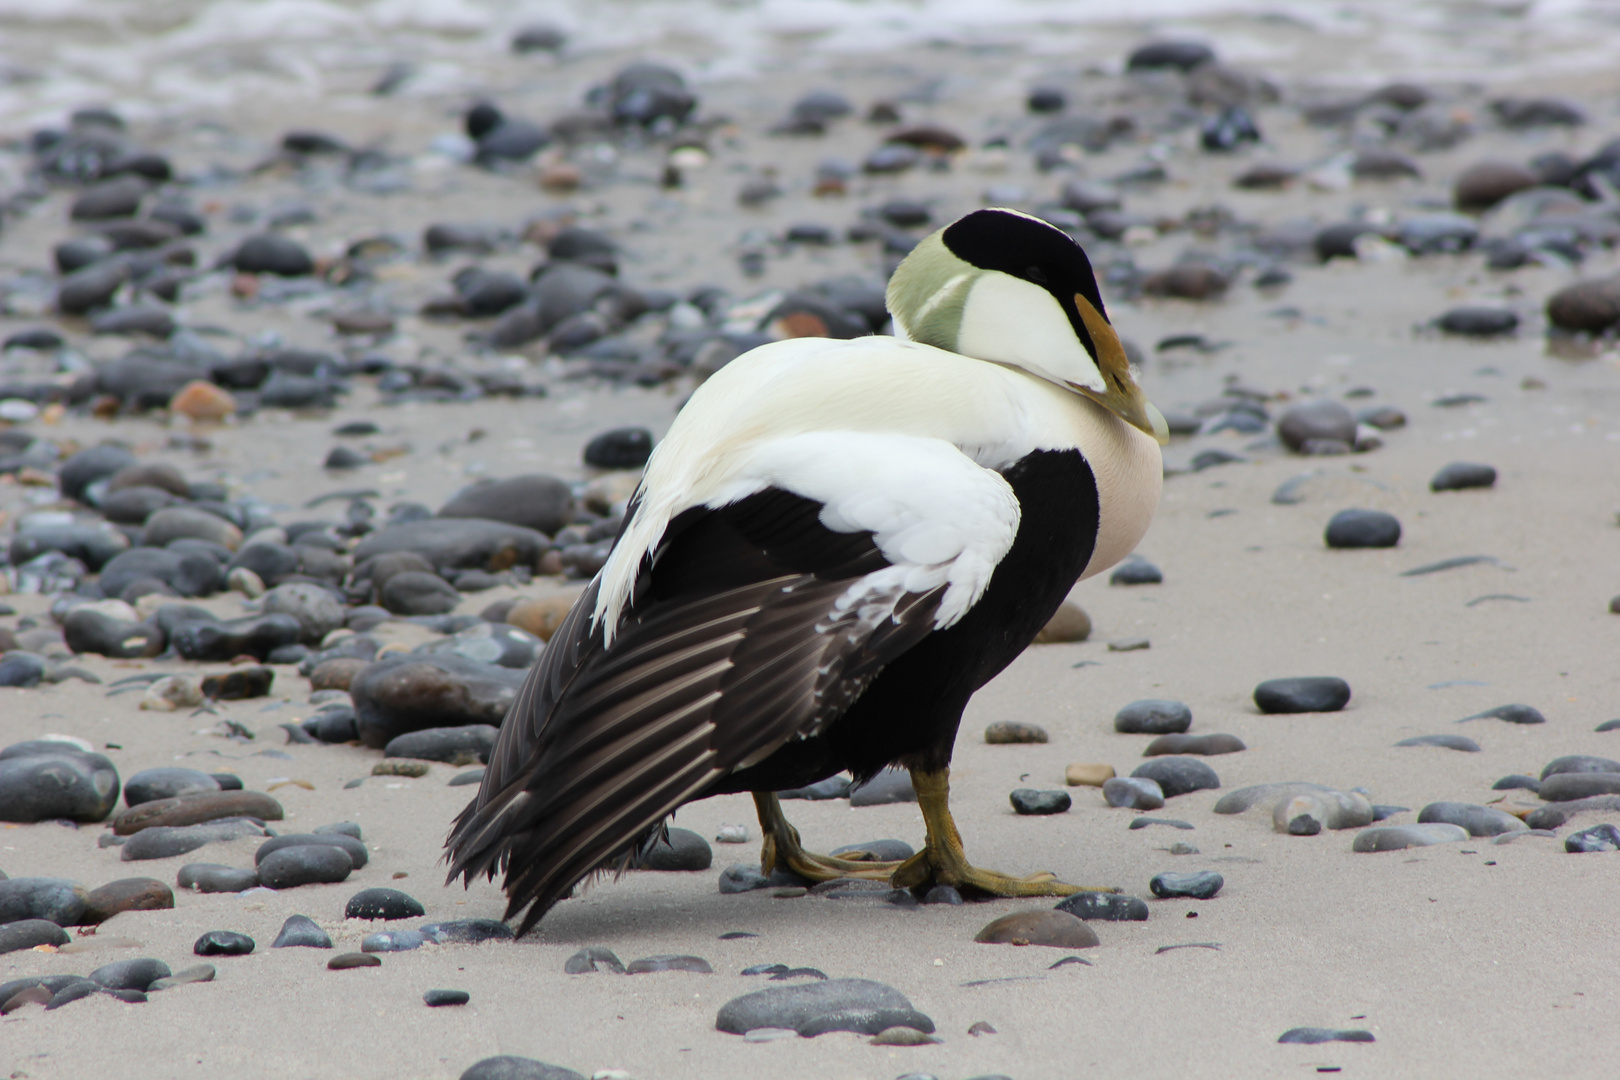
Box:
446 208 1166 933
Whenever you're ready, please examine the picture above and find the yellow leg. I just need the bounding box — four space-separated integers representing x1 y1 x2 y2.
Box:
753 792 904 883
888 767 1117 897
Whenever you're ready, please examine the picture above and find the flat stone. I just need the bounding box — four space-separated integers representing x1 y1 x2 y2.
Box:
1054 893 1149 922
82 878 173 922
1254 677 1351 714
1109 557 1163 585
1325 509 1401 549
1395 734 1481 752
89 957 170 991
1010 789 1071 815
177 864 259 893
1143 733 1246 756
120 819 267 861
0 748 122 823
383 725 499 765
271 915 332 948
565 947 626 974
1459 704 1545 725
1130 817 1195 830
1493 774 1541 793
1278 401 1356 453
425 989 470 1007
460 1057 585 1080
1279 1027 1376 1045
194 930 254 956
1065 763 1115 787
439 475 575 536
1103 777 1164 810
124 768 219 807
716 978 935 1037
1418 802 1527 837
351 654 524 748
975 909 1099 948
1114 699 1191 735
345 887 425 920
1352 823 1469 852
983 721 1048 744
148 963 215 991
1541 755 1620 780
1150 871 1223 899
1130 757 1219 798
256 833 368 870
1539 773 1620 801
625 954 713 974
634 828 713 871
259 845 353 889
328 952 381 970
0 919 71 954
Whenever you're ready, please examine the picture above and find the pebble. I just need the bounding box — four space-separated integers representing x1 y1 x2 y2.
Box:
1564 824 1620 853
1438 307 1518 337
1540 755 1620 779
149 963 215 991
1130 757 1219 798
0 745 122 823
1143 733 1245 756
384 726 499 765
256 833 369 870
0 653 47 688
124 767 220 807
1130 817 1194 830
565 947 626 974
1103 777 1165 810
1278 1027 1376 1044
1149 871 1223 899
0 920 71 955
1010 789 1071 815
419 919 513 945
426 989 471 1007
351 654 524 747
1126 40 1215 71
1430 462 1497 492
634 828 714 871
82 878 173 922
362 929 424 952
583 427 654 469
270 919 330 952
716 978 935 1037
460 1057 585 1080
1538 773 1620 800
120 819 267 861
1492 774 1540 792
1065 763 1115 786
1055 893 1150 921
194 930 255 956
201 666 274 701
849 768 916 806
1032 600 1090 643
1114 699 1192 735
1395 734 1481 751
1453 160 1537 211
1272 789 1374 834
353 518 550 574
1277 401 1357 453
625 954 713 974
449 768 486 787
89 957 170 991
1459 704 1544 724
1545 278 1620 334
1324 509 1401 549
984 721 1048 744
328 952 381 970
234 234 314 276
115 790 284 835
975 909 1099 948
1351 823 1469 852
1109 556 1162 585
258 844 354 889
1253 677 1351 714
1417 802 1527 837
346 887 425 920
439 474 576 536
177 863 260 893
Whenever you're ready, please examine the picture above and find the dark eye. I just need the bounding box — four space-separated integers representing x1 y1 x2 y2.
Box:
1024 264 1047 285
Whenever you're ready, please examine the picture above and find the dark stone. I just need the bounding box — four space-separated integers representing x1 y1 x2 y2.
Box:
102 486 181 524
0 653 47 688
87 957 170 994
120 820 267 861
45 979 106 1010
70 177 149 220
0 877 88 927
1143 733 1245 756
384 726 498 765
1104 777 1164 810
1565 824 1620 853
1395 734 1480 751
1453 161 1537 211
1201 106 1260 151
1055 893 1150 922
1397 213 1478 255
1430 462 1496 492
194 930 254 956
351 654 524 748
1325 509 1401 549
234 234 314 276
172 614 301 661
1492 774 1540 793
1460 704 1544 725
778 776 851 800
477 119 550 164
1540 755 1620 780
1491 96 1585 128
91 306 175 338
418 623 542 669
328 952 381 970
849 768 916 806
346 887 425 920
57 260 130 314
99 548 221 598
718 865 771 893
379 570 460 615
0 744 120 823
1109 557 1162 585
1547 278 1620 335
0 919 71 954
353 518 549 573
1438 307 1518 336
565 947 626 974
114 789 283 835
256 833 368 870
229 542 301 585
11 524 128 570
59 444 137 501
439 475 575 536
1277 401 1356 453
271 914 332 948
1149 871 1223 899
1126 40 1214 71
1539 773 1620 801
716 978 934 1037
177 864 259 893
634 827 714 871
82 877 173 922
460 1057 585 1080
1114 699 1191 735
1130 758 1219 798
983 721 1047 744
1254 677 1351 714
258 845 354 889
609 62 696 127
426 989 470 1006
583 427 654 469
1417 802 1525 837
419 919 513 945
1010 789 1071 815
1278 1028 1376 1045
362 929 423 953
201 666 274 700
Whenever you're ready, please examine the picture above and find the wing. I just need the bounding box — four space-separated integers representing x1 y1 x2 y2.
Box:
445 433 1020 933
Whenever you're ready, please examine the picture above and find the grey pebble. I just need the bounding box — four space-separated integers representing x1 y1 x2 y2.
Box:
194 930 254 956
89 957 170 991
0 919 71 955
1131 757 1220 798
425 989 470 1007
1459 703 1544 724
346 887 424 920
626 954 713 974
1324 509 1401 549
1144 732 1245 756
0 877 88 926
258 844 353 888
1129 817 1194 830
1417 802 1527 837
1564 824 1620 853
1540 755 1620 779
1010 789 1071 815
420 920 513 945
634 827 713 871
1431 462 1496 492
715 978 934 1037
1114 698 1191 735
1492 774 1540 792
1278 1027 1375 1044
564 947 625 974
1109 556 1162 585
850 768 915 806
1352 823 1469 852
271 914 332 948
177 864 260 893
1149 871 1223 899
256 833 368 870
1253 677 1351 714
362 930 425 952
1055 893 1149 921
1103 777 1164 810
1395 734 1480 751
459 1057 584 1080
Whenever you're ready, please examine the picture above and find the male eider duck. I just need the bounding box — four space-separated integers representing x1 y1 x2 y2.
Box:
446 208 1167 934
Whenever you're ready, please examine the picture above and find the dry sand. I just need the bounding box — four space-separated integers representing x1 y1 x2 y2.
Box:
4 4 1620 1079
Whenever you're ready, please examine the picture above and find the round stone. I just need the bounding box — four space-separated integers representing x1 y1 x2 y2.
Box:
1277 401 1356 453
1430 462 1496 492
1149 871 1223 899
1129 757 1219 798
345 887 425 921
194 930 255 956
1009 789 1071 815
1114 699 1191 735
1253 677 1351 714
1325 509 1401 549
258 845 353 889
583 427 654 470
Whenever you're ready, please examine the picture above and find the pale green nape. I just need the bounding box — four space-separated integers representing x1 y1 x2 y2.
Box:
884 231 980 352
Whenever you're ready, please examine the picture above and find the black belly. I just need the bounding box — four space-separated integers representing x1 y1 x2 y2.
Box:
713 447 1101 793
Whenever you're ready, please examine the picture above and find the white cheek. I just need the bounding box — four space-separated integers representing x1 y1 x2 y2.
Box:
956 273 1104 393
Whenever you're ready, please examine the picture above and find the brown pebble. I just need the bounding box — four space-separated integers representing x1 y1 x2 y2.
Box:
328 952 381 970
114 790 285 835
169 380 237 421
975 909 1099 949
1032 600 1090 643
81 877 174 923
1143 733 1247 757
506 594 576 641
1453 159 1537 212
984 721 1048 745
772 887 807 899
1 986 53 1013
331 310 395 335
372 760 430 777
1065 763 1116 787
539 162 583 193
870 1027 941 1046
1546 277 1620 335
310 657 368 692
